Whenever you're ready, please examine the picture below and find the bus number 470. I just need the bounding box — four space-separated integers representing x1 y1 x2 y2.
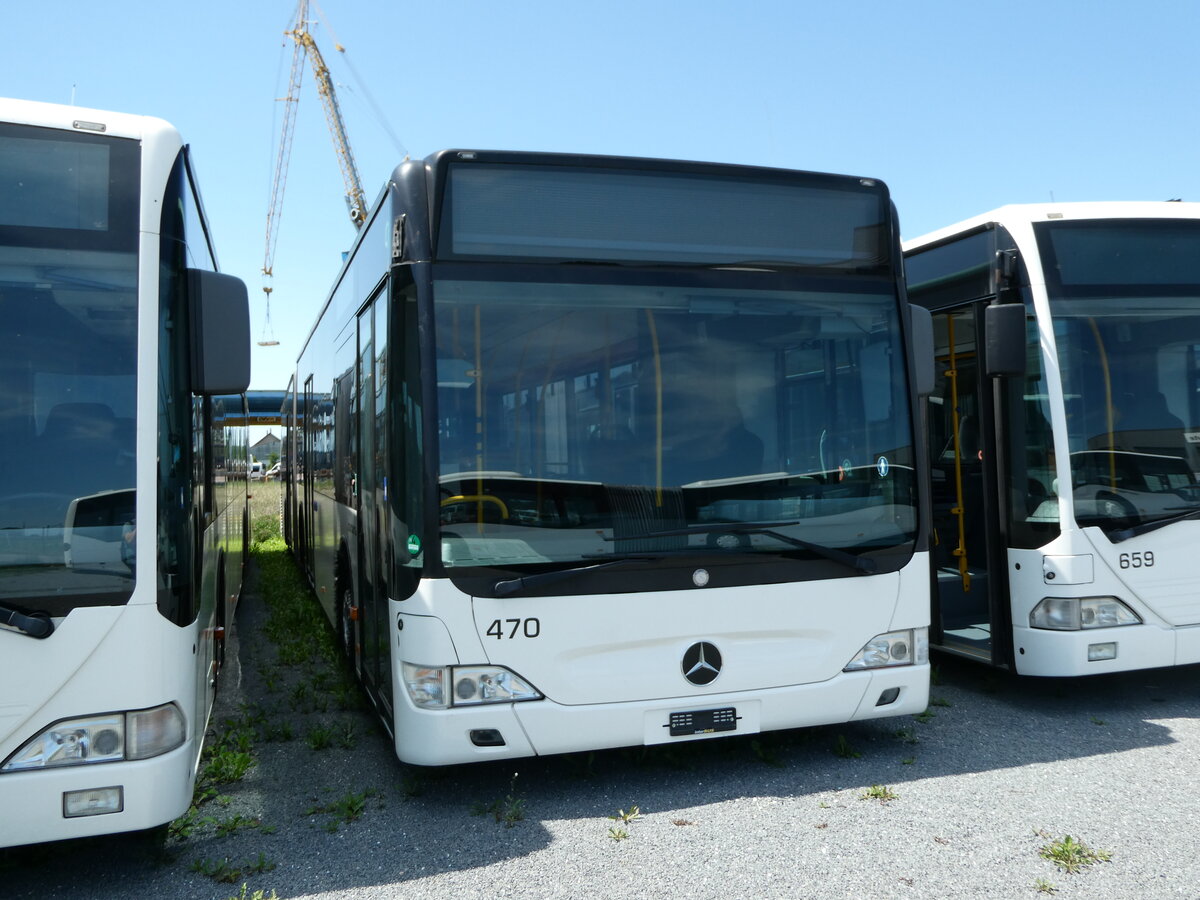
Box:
487 618 541 639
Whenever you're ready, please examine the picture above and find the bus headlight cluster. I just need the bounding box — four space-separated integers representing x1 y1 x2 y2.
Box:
402 662 542 710
1030 597 1142 630
1 704 185 773
843 628 928 671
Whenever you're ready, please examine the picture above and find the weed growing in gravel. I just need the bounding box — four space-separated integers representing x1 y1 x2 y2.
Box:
399 773 425 798
472 772 527 827
610 805 642 825
305 724 335 751
608 827 630 841
191 853 276 884
1033 878 1058 894
901 756 916 765
263 721 295 743
1037 833 1111 874
893 727 919 744
226 884 279 900
832 734 862 758
1090 716 1106 726
750 738 784 767
205 746 256 784
305 790 375 833
859 785 898 803
213 814 272 838
914 708 937 724
929 696 951 708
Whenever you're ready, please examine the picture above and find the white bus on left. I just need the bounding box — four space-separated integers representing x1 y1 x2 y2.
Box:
0 98 251 848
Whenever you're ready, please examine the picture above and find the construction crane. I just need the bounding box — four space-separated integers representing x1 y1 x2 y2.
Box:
261 0 367 345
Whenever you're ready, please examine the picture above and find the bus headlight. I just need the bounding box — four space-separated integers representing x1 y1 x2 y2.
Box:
1030 597 1141 630
451 666 541 706
844 628 928 671
403 662 542 709
1 704 185 773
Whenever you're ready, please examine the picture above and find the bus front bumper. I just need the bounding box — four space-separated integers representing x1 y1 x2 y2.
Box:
0 741 195 849
1011 622 1200 676
393 664 930 766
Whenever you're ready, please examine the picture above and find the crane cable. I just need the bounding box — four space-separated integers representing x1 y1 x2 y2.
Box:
260 2 310 346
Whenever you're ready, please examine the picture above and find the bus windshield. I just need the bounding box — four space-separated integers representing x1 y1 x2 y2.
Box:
434 269 917 570
0 122 139 613
1037 219 1200 534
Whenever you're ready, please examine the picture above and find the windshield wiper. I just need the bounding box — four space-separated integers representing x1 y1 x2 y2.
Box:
0 604 54 639
606 521 878 575
493 557 660 597
1109 506 1200 543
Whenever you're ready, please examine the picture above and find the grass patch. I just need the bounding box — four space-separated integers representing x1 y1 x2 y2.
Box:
471 772 527 827
191 852 276 884
832 734 862 759
305 790 377 833
859 785 898 803
226 885 279 900
1038 833 1112 874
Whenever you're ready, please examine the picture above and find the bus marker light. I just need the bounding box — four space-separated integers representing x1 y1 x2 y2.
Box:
126 705 186 761
1088 642 1118 661
875 687 901 706
63 786 123 818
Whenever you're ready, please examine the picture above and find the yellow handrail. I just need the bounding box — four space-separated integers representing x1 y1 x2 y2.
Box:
441 494 510 519
946 315 970 592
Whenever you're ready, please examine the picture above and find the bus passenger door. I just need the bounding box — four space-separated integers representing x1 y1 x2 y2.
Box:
303 377 316 579
928 304 1008 663
356 291 394 718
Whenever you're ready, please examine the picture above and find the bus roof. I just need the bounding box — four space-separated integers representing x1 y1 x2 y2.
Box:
903 200 1200 252
0 96 175 143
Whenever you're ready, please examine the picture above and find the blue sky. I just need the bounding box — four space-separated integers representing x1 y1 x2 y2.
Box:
4 1 1198 391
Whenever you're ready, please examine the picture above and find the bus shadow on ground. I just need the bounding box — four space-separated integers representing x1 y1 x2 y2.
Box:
3 547 1195 898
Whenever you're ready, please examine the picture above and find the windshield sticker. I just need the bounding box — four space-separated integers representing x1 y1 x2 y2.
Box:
877 456 890 477
1185 433 1200 444
407 534 422 556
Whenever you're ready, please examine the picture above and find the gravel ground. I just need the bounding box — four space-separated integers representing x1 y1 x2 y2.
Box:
6 546 1200 900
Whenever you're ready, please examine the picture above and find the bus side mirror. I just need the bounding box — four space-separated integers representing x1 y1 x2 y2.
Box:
984 302 1026 378
189 268 251 395
909 305 935 397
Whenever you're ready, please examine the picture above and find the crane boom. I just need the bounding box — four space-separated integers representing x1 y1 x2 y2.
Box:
291 24 367 228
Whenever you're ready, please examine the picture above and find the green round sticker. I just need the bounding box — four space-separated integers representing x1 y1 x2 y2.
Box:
406 534 422 556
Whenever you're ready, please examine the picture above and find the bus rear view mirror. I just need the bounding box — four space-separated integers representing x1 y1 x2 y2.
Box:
984 303 1026 378
188 269 251 395
909 305 934 396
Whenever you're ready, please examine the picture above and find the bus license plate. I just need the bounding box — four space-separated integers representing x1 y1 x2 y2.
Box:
668 707 738 737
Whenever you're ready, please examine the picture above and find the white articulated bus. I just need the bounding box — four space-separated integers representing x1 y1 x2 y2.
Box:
905 201 1200 675
283 150 933 765
0 98 251 847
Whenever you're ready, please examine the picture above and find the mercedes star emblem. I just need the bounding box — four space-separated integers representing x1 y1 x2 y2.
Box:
682 641 722 685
